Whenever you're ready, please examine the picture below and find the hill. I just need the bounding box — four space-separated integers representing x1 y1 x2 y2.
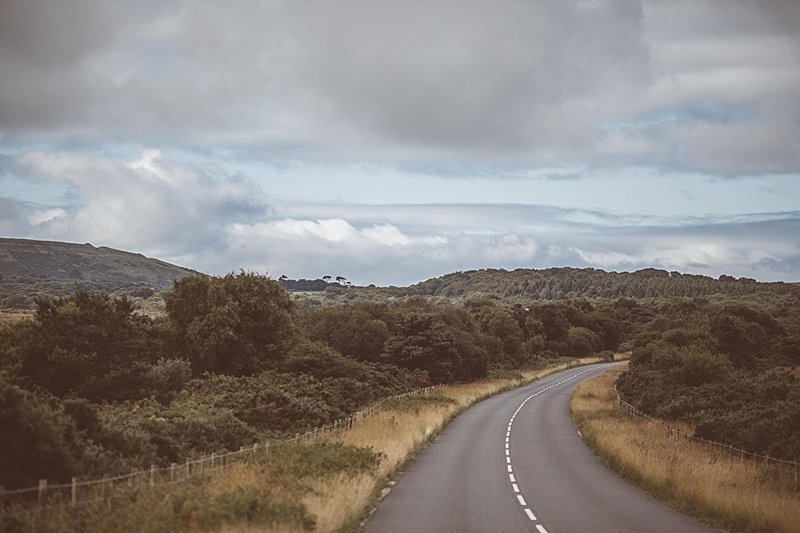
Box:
0 238 198 308
403 267 799 300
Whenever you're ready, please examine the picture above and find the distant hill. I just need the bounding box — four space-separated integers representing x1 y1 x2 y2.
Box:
0 238 199 308
403 267 800 300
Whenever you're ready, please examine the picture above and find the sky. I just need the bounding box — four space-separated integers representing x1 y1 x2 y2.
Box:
1 0 799 286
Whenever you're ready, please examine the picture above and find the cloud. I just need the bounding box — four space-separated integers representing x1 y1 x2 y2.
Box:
223 218 541 285
1 1 797 175
5 147 800 284
9 149 266 258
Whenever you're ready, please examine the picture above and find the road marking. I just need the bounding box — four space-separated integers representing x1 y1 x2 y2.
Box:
504 365 613 532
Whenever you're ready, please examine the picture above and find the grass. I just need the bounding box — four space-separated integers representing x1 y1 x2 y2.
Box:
6 357 607 533
571 364 800 533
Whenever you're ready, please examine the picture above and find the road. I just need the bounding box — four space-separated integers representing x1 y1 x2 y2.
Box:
364 363 718 533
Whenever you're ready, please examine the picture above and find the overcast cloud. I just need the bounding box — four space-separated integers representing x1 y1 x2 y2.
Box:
1 1 799 284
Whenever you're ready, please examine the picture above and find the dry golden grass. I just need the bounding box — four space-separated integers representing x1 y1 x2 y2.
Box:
571 364 800 533
300 472 375 533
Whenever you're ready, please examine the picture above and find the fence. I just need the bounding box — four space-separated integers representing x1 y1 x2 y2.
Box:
613 384 799 484
0 385 439 525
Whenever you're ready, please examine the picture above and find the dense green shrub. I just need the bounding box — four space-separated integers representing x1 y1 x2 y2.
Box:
166 273 295 375
301 304 390 362
618 298 800 461
0 377 88 488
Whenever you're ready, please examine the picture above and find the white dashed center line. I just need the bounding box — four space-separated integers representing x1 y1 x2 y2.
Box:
503 365 612 531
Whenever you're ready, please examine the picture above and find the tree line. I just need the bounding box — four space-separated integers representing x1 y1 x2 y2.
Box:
403 267 797 300
2 270 798 489
0 273 632 489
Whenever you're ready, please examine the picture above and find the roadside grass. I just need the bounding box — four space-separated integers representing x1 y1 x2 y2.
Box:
571 364 800 533
9 357 605 533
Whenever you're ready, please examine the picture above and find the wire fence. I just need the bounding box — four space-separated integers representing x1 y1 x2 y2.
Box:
0 385 439 526
613 383 799 484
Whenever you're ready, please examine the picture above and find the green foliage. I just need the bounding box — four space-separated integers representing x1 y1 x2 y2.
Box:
97 396 257 465
478 307 524 363
382 312 488 383
0 377 87 488
145 358 192 404
13 290 165 401
564 326 602 357
266 441 383 480
166 273 295 375
180 366 416 436
301 304 390 362
404 267 799 301
618 296 800 461
2 265 797 495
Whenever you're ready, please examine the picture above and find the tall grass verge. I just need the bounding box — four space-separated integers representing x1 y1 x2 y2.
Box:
571 364 800 533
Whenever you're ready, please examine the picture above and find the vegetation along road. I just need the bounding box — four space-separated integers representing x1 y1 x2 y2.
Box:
364 363 718 533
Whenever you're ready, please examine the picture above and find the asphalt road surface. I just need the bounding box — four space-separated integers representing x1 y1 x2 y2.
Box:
364 363 719 533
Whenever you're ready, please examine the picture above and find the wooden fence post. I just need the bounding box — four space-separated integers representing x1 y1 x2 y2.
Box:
71 477 77 507
37 479 47 514
150 465 155 489
170 463 176 482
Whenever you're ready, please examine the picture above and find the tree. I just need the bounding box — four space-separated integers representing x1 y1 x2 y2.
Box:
302 305 390 362
538 304 569 342
0 378 87 488
479 308 524 363
382 312 487 383
166 273 296 375
16 290 160 401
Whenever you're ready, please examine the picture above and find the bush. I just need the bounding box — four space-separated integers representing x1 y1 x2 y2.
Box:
166 273 296 376
0 378 88 488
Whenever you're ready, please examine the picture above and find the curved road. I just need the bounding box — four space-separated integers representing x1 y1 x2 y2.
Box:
364 363 718 533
